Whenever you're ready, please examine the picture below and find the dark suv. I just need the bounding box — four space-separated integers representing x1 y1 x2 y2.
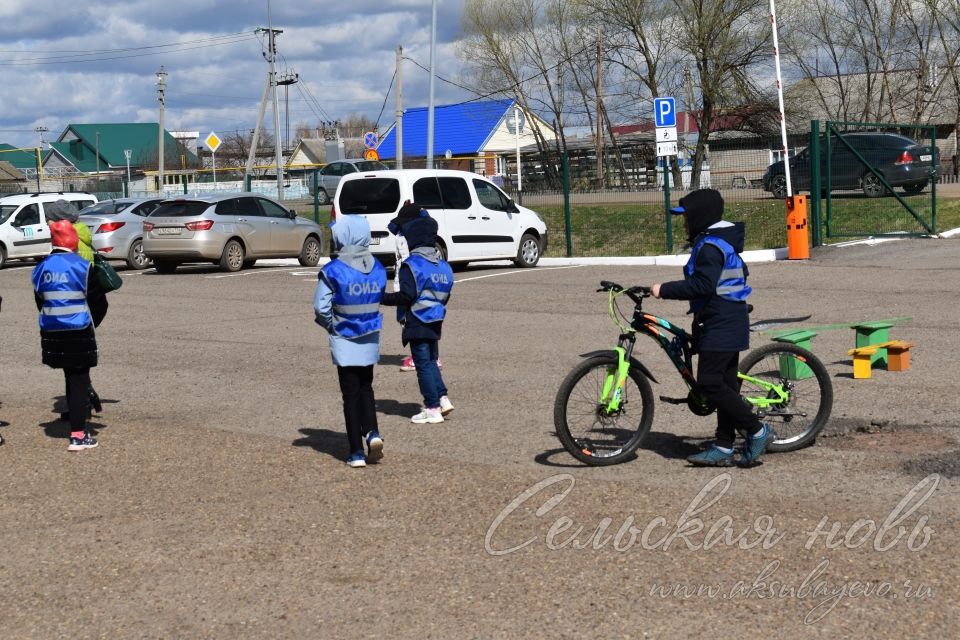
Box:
762 132 939 198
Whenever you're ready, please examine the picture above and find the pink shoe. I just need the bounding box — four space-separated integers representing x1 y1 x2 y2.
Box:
400 356 416 372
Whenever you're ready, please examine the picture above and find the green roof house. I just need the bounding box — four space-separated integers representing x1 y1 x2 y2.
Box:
0 143 43 171
43 123 199 175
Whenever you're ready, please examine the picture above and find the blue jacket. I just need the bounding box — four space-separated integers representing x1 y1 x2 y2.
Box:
32 252 93 331
314 216 385 366
659 221 751 352
381 247 453 345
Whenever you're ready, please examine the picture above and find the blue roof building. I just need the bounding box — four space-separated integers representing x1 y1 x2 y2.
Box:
376 100 555 172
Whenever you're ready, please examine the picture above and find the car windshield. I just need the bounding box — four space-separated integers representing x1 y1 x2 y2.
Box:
149 201 210 217
80 201 131 216
0 205 17 225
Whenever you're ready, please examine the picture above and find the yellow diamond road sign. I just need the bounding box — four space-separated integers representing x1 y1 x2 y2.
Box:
205 132 222 153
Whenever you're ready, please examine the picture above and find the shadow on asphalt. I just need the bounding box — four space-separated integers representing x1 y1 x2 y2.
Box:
379 353 408 367
41 418 105 441
293 427 349 461
375 398 422 417
535 431 703 467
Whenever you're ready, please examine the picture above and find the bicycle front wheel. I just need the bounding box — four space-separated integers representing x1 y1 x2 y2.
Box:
554 355 655 466
738 342 833 452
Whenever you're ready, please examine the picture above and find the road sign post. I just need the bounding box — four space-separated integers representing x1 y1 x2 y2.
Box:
655 97 677 252
205 132 222 187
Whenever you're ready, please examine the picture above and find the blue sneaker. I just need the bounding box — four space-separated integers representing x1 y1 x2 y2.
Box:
346 451 367 468
366 430 383 463
738 424 774 467
687 445 735 467
68 433 98 452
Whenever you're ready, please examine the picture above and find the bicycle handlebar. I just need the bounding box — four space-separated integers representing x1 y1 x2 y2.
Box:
598 280 652 304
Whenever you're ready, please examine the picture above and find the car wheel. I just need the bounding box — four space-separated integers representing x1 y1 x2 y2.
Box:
219 239 245 272
154 260 178 274
299 236 322 266
513 233 541 268
770 174 788 199
317 189 330 205
861 172 888 198
126 238 152 270
902 181 927 195
434 241 448 262
0 245 6 270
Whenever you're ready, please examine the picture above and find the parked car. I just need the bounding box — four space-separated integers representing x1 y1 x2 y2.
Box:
79 197 165 269
312 159 390 205
0 192 98 269
763 132 940 199
332 169 548 269
142 193 324 273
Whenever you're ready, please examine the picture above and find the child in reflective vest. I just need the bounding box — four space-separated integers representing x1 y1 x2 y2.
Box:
651 188 772 467
381 215 455 424
314 215 387 468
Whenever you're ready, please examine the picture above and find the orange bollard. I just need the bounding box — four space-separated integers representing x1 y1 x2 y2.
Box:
786 194 810 260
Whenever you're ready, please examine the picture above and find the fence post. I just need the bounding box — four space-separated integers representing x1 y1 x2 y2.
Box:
312 169 320 223
123 178 129 198
562 153 572 257
810 120 822 247
930 124 937 233
245 175 252 192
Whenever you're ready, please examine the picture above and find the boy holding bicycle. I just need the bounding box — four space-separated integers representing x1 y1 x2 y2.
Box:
651 188 772 467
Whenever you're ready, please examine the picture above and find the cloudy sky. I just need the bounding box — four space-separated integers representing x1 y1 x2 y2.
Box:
0 0 474 150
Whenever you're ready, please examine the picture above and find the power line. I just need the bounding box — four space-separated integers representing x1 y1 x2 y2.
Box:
375 69 397 130
0 33 257 66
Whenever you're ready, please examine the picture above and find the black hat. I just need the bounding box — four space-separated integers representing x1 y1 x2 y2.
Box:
670 188 724 239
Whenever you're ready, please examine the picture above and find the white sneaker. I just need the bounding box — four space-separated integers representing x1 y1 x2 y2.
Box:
411 407 444 424
439 395 454 416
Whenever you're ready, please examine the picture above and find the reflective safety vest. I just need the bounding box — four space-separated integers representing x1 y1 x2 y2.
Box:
323 258 387 338
32 253 92 331
684 235 751 313
404 254 454 323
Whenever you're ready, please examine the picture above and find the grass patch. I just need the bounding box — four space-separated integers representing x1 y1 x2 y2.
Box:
539 195 960 257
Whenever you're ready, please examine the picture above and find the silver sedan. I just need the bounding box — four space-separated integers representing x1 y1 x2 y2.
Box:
80 198 165 269
142 192 324 273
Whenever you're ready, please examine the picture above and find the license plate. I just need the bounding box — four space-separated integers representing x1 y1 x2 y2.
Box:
369 237 380 245
157 227 181 235
920 154 932 162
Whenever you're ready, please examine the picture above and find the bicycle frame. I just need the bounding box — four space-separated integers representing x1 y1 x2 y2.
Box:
597 289 790 416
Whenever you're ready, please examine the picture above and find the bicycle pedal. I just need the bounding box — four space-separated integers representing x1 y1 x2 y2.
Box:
659 396 688 405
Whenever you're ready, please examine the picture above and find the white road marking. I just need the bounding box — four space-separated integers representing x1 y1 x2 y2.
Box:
454 264 584 283
204 267 314 279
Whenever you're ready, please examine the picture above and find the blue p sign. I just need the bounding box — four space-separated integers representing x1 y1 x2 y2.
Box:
654 97 676 128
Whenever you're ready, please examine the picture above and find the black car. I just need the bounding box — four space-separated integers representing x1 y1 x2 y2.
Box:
762 132 939 198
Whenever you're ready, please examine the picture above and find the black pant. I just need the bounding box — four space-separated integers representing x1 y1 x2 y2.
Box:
336 365 378 454
697 351 761 448
63 367 91 433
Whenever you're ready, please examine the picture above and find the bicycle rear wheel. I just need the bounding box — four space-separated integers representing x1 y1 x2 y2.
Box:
554 355 655 466
738 342 833 452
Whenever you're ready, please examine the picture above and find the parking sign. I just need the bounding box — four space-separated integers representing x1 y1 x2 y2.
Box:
654 97 676 128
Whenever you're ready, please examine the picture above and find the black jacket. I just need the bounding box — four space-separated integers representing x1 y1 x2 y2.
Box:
659 222 750 353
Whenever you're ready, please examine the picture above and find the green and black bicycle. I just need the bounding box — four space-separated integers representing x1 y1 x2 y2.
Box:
554 281 833 466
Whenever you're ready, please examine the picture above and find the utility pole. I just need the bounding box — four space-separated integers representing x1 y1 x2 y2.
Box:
426 0 437 169
267 0 284 199
156 65 167 195
395 45 404 169
95 130 101 188
278 71 299 153
35 126 47 191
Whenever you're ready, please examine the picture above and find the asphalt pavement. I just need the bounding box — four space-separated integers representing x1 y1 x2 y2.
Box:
1 238 958 638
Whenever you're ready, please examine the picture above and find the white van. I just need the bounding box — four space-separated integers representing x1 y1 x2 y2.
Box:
333 169 548 268
0 192 98 268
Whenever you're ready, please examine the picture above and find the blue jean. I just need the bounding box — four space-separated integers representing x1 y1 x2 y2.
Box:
410 339 447 408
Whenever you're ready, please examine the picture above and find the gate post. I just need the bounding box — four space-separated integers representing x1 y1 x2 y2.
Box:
562 153 572 257
810 120 822 246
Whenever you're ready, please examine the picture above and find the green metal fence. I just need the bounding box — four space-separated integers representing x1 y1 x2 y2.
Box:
820 121 939 238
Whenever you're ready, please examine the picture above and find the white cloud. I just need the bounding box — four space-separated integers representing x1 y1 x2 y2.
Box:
0 1 471 148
